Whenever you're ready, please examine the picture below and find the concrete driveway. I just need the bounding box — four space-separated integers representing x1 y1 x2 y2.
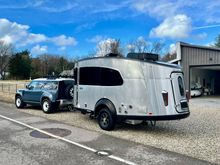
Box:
0 102 213 165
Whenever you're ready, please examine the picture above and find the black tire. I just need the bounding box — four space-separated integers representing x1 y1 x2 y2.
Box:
41 99 53 114
15 96 25 109
65 85 74 99
67 105 75 112
98 108 116 131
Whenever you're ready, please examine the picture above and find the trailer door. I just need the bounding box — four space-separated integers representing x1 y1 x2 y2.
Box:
171 72 188 113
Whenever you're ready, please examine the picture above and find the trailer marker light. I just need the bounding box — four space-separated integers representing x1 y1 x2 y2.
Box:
148 112 152 115
162 91 168 106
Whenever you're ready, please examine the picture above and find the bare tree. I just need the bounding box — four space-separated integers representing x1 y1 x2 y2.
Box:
161 53 177 62
127 37 165 55
150 42 165 54
135 37 149 53
0 41 13 79
96 38 123 57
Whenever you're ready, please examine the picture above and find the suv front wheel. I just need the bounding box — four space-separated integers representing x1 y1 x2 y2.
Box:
42 99 53 113
15 96 25 108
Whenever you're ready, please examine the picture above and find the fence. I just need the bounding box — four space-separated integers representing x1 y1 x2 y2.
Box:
0 82 27 94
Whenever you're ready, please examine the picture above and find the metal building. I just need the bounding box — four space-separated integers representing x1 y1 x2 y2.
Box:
170 42 220 95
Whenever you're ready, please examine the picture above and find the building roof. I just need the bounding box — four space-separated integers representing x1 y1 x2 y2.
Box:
179 42 220 52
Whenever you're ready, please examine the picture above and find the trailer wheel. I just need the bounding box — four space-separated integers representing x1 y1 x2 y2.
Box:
98 108 115 131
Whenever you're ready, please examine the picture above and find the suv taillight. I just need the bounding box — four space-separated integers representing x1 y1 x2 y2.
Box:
162 91 168 106
186 90 190 102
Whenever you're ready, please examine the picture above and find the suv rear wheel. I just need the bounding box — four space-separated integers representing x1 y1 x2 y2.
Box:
15 96 25 108
42 99 53 113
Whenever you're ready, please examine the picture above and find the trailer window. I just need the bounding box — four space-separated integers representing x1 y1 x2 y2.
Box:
79 67 123 86
100 68 123 86
80 67 100 85
178 76 184 96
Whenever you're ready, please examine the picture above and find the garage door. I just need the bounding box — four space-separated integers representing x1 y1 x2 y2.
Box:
190 65 220 95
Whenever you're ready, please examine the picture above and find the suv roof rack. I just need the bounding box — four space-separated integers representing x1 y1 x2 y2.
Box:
43 75 74 79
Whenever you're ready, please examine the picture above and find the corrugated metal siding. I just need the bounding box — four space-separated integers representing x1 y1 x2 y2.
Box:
181 45 220 90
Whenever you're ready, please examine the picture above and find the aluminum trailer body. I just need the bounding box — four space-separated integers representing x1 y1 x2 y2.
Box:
73 57 189 130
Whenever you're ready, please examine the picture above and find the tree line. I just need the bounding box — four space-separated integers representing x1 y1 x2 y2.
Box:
1 34 220 80
0 41 74 80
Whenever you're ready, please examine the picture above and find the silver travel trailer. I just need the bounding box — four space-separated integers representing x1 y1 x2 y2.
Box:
72 53 190 130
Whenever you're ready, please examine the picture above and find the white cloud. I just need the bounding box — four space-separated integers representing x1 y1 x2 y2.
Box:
87 35 106 43
0 18 29 44
31 45 48 55
0 18 77 48
131 0 179 19
75 22 96 32
150 14 192 39
131 0 220 24
196 32 207 40
58 46 66 51
39 2 77 13
50 35 77 46
18 33 47 47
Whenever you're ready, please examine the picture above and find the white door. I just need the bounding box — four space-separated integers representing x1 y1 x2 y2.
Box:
171 72 188 113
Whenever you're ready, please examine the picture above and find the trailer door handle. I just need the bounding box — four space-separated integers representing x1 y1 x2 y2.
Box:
79 87 83 90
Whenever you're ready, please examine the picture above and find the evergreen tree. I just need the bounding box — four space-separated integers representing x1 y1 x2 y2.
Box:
9 50 31 79
214 34 220 48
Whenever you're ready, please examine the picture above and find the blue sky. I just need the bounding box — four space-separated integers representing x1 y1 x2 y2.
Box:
1 0 220 59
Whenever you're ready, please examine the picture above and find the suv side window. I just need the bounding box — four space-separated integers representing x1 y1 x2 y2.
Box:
28 81 39 90
42 81 58 90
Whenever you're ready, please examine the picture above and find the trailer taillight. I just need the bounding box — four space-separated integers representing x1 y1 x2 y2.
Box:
162 91 168 106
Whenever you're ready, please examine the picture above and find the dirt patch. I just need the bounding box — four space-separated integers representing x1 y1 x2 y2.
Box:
0 92 14 103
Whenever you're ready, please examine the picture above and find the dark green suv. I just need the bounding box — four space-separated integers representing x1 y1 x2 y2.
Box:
15 78 74 113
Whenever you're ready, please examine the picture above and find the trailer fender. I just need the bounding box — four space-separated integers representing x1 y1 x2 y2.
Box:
94 98 117 117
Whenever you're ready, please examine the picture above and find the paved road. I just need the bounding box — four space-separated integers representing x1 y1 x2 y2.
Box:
0 102 213 165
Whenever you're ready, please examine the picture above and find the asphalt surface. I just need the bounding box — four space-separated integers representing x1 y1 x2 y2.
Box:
0 102 214 165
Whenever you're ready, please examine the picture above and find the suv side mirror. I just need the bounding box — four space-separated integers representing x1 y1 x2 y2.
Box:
26 83 30 89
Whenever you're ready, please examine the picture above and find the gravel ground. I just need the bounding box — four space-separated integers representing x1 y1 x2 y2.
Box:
1 93 220 164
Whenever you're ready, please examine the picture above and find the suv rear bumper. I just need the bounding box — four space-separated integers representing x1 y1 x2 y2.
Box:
57 99 73 107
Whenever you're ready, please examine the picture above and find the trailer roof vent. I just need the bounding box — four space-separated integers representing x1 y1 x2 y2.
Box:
127 53 159 61
104 53 122 57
